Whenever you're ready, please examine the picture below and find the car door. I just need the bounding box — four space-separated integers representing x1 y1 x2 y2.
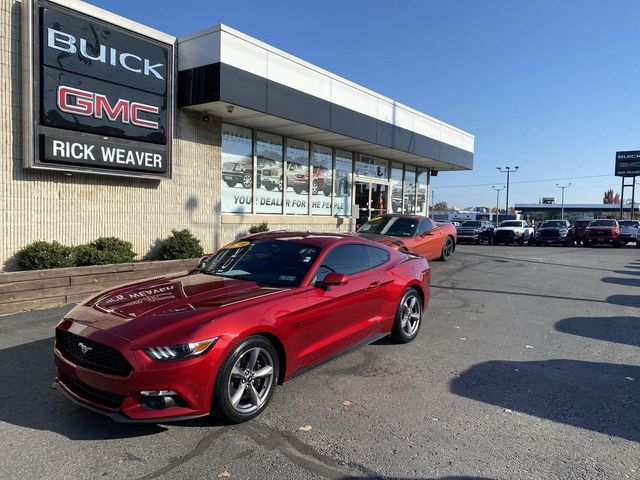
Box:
297 244 383 367
414 218 442 259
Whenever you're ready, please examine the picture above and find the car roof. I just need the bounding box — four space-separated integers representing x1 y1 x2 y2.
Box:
241 231 383 249
378 214 427 220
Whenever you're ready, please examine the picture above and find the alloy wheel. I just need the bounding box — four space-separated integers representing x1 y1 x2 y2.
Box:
400 295 421 337
242 173 252 189
227 347 274 414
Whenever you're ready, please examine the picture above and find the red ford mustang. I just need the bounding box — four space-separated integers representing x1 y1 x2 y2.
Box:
54 232 430 423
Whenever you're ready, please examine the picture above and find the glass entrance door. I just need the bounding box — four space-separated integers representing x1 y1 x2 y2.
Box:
355 181 388 229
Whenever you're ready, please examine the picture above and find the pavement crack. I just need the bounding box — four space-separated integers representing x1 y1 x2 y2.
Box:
135 428 227 480
238 422 378 479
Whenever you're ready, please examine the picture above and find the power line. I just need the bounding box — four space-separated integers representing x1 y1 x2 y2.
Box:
433 174 613 189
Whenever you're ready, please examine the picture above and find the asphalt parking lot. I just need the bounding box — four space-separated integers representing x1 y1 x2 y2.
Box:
0 245 638 480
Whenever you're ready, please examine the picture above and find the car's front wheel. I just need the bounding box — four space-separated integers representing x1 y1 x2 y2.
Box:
390 289 422 343
212 336 279 423
439 237 454 261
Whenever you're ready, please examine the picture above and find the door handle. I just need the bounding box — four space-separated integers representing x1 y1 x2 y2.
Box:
366 281 382 290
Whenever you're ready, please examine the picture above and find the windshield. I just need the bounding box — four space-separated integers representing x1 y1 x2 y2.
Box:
460 221 481 227
589 220 617 227
542 221 567 228
618 220 639 227
198 240 321 287
499 221 523 227
359 216 418 237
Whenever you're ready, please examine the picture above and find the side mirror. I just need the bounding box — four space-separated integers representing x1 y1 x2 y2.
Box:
317 272 348 287
421 230 434 236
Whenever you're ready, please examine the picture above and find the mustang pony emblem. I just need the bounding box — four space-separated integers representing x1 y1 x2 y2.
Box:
78 342 92 355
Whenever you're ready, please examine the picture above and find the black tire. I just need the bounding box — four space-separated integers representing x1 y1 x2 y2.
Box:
277 179 283 192
311 180 318 195
293 186 303 194
439 237 454 261
323 188 331 197
518 238 525 246
585 240 593 247
528 237 534 246
241 173 253 189
265 184 274 191
224 180 237 188
212 336 279 423
390 289 422 343
613 241 621 248
636 242 640 249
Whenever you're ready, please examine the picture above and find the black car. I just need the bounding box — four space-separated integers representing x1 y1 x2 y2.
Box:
456 220 494 244
534 219 571 246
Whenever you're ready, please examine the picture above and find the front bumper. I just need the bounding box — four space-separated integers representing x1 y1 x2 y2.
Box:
53 324 225 422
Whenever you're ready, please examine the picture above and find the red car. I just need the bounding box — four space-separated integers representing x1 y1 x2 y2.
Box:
54 232 430 423
357 214 457 261
584 219 621 247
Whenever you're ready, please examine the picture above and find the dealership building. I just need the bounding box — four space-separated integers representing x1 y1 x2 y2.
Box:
0 0 474 270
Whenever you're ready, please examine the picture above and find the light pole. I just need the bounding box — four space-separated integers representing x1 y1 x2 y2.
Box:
556 183 571 220
496 166 519 219
492 186 505 224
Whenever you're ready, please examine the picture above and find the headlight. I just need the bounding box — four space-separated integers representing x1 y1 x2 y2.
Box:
145 337 218 361
559 229 568 235
514 230 523 236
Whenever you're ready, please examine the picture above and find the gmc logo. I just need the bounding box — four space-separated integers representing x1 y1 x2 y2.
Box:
57 86 159 130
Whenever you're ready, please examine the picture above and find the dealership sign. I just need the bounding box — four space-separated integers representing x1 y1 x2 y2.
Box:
615 151 640 177
23 0 174 178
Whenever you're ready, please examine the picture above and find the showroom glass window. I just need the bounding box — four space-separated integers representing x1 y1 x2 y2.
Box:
356 155 388 180
390 163 403 214
286 139 310 215
255 131 284 214
221 123 253 214
416 170 428 216
334 150 353 216
311 144 332 216
403 165 417 214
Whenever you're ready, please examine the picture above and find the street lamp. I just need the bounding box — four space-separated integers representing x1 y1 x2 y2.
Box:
492 186 505 225
496 166 519 219
556 183 571 220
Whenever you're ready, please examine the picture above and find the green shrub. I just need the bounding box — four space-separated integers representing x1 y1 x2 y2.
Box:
157 229 204 260
74 237 136 266
17 241 75 270
248 222 269 234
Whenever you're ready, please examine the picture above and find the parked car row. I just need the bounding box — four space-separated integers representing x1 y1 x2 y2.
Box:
454 219 639 248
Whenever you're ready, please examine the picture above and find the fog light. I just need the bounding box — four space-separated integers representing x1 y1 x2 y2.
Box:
140 390 185 410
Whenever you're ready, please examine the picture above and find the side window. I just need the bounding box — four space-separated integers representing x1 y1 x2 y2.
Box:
417 219 433 235
315 244 371 282
368 247 389 268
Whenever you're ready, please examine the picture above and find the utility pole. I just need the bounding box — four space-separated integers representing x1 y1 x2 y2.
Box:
431 190 435 212
492 186 505 224
556 183 571 220
496 166 519 220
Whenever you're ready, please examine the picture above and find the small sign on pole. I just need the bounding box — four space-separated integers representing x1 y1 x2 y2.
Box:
615 151 640 177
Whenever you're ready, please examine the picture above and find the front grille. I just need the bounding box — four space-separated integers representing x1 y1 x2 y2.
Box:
541 230 561 238
60 373 124 409
494 231 514 239
589 229 610 236
262 169 272 176
56 329 132 377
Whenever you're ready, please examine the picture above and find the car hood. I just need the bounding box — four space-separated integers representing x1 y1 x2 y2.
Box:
494 226 523 232
356 232 408 247
64 271 291 344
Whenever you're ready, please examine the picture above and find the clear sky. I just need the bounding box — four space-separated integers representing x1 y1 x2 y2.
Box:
90 0 640 209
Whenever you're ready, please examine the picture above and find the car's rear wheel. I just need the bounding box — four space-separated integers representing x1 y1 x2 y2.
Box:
242 173 253 189
212 336 278 423
439 237 454 261
390 289 422 343
225 180 237 188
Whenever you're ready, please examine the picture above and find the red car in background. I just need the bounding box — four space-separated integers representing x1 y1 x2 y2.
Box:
53 232 430 423
584 219 621 247
357 214 457 261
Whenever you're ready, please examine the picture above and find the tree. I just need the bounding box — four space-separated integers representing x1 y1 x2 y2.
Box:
433 201 448 211
603 189 621 204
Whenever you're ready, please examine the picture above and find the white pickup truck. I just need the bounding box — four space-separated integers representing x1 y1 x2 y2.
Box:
492 220 535 246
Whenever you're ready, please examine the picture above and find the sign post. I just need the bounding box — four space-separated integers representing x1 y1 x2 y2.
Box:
615 151 640 220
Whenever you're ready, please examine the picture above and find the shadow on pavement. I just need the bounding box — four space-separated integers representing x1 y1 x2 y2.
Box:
344 477 494 480
450 359 640 442
607 294 640 308
0 337 180 439
602 276 640 288
555 316 640 347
